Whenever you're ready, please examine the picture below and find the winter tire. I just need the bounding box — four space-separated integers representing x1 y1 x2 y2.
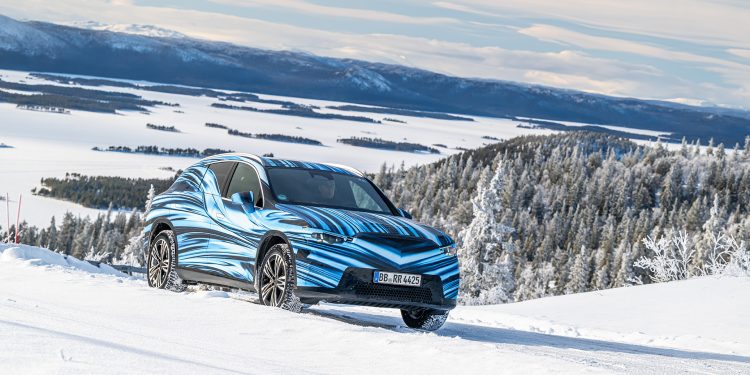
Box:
401 309 449 331
256 243 302 313
147 230 187 293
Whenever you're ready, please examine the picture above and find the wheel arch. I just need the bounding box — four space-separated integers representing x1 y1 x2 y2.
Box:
255 231 293 274
148 218 174 250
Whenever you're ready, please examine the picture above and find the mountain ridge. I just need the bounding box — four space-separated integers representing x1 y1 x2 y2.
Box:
1 14 749 144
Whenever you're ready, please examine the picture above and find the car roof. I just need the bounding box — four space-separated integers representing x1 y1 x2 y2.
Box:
201 153 364 177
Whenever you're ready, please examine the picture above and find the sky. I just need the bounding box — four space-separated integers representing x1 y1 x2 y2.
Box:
1 0 749 108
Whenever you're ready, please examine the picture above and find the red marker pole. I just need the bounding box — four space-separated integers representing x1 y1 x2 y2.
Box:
15 194 21 244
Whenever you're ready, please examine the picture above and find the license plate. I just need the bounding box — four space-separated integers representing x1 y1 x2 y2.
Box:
373 271 421 287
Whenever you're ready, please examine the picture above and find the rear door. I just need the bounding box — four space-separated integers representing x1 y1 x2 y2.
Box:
181 161 236 276
163 165 213 270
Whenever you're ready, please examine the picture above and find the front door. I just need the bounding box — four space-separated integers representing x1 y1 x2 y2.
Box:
206 162 266 282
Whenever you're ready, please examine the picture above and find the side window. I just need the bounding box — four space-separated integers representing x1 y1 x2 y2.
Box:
207 162 235 196
226 163 263 207
350 181 382 212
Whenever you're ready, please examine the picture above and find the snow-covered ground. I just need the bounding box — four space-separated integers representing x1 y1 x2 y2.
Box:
0 69 558 226
0 68 700 227
1 243 748 374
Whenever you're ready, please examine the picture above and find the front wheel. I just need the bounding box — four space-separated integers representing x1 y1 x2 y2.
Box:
257 244 302 312
401 309 449 331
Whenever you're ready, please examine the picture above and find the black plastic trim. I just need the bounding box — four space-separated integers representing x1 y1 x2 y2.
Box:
295 267 456 311
176 267 255 291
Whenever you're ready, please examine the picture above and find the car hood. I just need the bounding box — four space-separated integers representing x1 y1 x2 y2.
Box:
275 204 453 247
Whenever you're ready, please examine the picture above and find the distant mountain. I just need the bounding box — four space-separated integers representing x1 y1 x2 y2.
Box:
66 21 188 39
1 14 749 144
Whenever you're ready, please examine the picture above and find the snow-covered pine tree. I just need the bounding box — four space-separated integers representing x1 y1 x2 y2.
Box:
117 184 154 267
71 221 95 259
57 212 77 255
514 261 555 301
458 159 516 305
84 245 111 262
695 195 725 266
46 216 57 250
565 246 591 294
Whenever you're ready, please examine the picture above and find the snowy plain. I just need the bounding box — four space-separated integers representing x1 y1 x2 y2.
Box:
1 243 748 374
0 68 558 226
0 68 685 228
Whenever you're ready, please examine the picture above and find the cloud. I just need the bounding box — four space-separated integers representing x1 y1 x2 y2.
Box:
0 0 748 107
0 0 655 81
517 23 750 104
435 1 750 49
729 49 750 60
210 0 459 25
518 24 750 70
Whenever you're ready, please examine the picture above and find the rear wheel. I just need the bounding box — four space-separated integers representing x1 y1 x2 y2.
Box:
401 309 449 331
256 244 301 312
147 230 187 293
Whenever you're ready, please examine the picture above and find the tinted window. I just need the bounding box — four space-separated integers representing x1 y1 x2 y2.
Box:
207 162 235 196
268 168 393 214
226 163 263 206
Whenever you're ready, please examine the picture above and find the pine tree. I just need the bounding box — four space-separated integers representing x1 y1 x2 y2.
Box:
458 159 515 305
117 184 154 266
57 212 77 255
47 216 58 250
71 220 94 259
565 246 591 294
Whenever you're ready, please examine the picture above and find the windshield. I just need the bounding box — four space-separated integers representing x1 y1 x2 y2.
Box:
267 168 395 214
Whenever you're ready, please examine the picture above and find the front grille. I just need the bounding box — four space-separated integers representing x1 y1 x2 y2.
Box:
353 281 433 303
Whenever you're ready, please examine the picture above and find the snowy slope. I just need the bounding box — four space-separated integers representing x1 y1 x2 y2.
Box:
0 15 63 54
1 243 749 374
67 21 188 39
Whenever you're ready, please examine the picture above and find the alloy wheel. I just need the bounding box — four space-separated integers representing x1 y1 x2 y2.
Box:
148 238 171 287
260 253 287 306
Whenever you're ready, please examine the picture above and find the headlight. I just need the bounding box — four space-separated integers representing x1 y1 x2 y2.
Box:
311 232 351 244
440 243 457 257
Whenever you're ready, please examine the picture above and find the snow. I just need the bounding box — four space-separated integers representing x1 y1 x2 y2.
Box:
452 277 750 357
67 21 189 39
0 15 63 54
0 68 555 227
0 243 124 276
0 68 715 228
344 66 392 92
1 243 748 374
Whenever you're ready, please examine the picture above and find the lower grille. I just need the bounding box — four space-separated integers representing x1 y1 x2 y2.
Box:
353 281 433 303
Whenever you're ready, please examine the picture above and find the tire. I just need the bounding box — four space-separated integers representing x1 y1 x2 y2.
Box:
147 230 187 293
256 243 302 313
401 309 449 331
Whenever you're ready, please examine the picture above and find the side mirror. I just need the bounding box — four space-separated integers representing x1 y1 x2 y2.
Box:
231 191 255 213
398 208 412 219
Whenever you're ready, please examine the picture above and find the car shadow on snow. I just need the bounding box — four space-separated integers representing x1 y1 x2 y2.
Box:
307 308 750 365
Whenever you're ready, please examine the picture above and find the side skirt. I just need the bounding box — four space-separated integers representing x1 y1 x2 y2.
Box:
176 267 256 292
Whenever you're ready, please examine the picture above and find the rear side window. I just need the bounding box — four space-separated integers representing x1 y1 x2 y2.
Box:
207 162 235 196
226 163 263 207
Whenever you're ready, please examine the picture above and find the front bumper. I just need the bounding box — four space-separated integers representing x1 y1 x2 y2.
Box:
295 267 457 311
